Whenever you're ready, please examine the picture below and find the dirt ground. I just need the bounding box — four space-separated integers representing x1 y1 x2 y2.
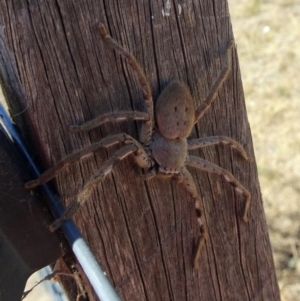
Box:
229 0 300 300
1 0 299 300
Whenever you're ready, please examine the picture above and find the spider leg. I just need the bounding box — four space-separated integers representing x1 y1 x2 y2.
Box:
50 144 137 231
25 133 151 189
186 155 250 222
194 39 234 123
176 167 206 269
135 166 157 180
99 23 153 144
69 111 150 132
188 136 251 161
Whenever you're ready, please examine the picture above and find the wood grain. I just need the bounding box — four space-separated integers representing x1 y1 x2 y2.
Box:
0 0 280 300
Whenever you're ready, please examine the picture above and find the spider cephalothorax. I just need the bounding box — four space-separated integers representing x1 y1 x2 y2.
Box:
26 24 251 268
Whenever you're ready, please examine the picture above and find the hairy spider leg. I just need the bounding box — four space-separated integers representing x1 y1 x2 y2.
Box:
188 136 252 162
137 166 206 269
99 23 154 144
186 155 250 222
178 167 206 269
69 111 150 132
194 39 234 123
25 133 151 189
49 144 138 231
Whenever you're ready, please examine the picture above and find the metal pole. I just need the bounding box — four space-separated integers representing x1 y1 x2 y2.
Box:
0 105 122 301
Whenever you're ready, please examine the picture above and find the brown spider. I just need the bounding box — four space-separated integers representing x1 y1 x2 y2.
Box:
25 23 251 269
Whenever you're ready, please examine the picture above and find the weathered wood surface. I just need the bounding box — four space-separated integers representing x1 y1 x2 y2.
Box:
0 1 280 300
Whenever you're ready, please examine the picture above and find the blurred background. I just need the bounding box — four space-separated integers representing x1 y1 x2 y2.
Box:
1 0 299 300
229 0 300 300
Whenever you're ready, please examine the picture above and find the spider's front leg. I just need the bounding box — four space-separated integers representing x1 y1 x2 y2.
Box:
175 167 206 269
50 144 138 231
186 155 251 222
134 167 157 180
136 167 206 268
25 132 153 230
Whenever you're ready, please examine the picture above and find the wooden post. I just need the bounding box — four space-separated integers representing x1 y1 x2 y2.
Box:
0 1 280 300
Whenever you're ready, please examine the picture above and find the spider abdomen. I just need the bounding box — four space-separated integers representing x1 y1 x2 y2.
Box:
151 132 187 173
156 80 195 140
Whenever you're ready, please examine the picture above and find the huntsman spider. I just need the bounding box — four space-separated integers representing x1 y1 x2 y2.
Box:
26 24 251 268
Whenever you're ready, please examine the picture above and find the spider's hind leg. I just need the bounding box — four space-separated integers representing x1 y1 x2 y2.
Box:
98 23 154 144
188 136 252 162
177 167 206 269
69 111 150 133
194 38 234 123
25 134 127 189
25 134 147 189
